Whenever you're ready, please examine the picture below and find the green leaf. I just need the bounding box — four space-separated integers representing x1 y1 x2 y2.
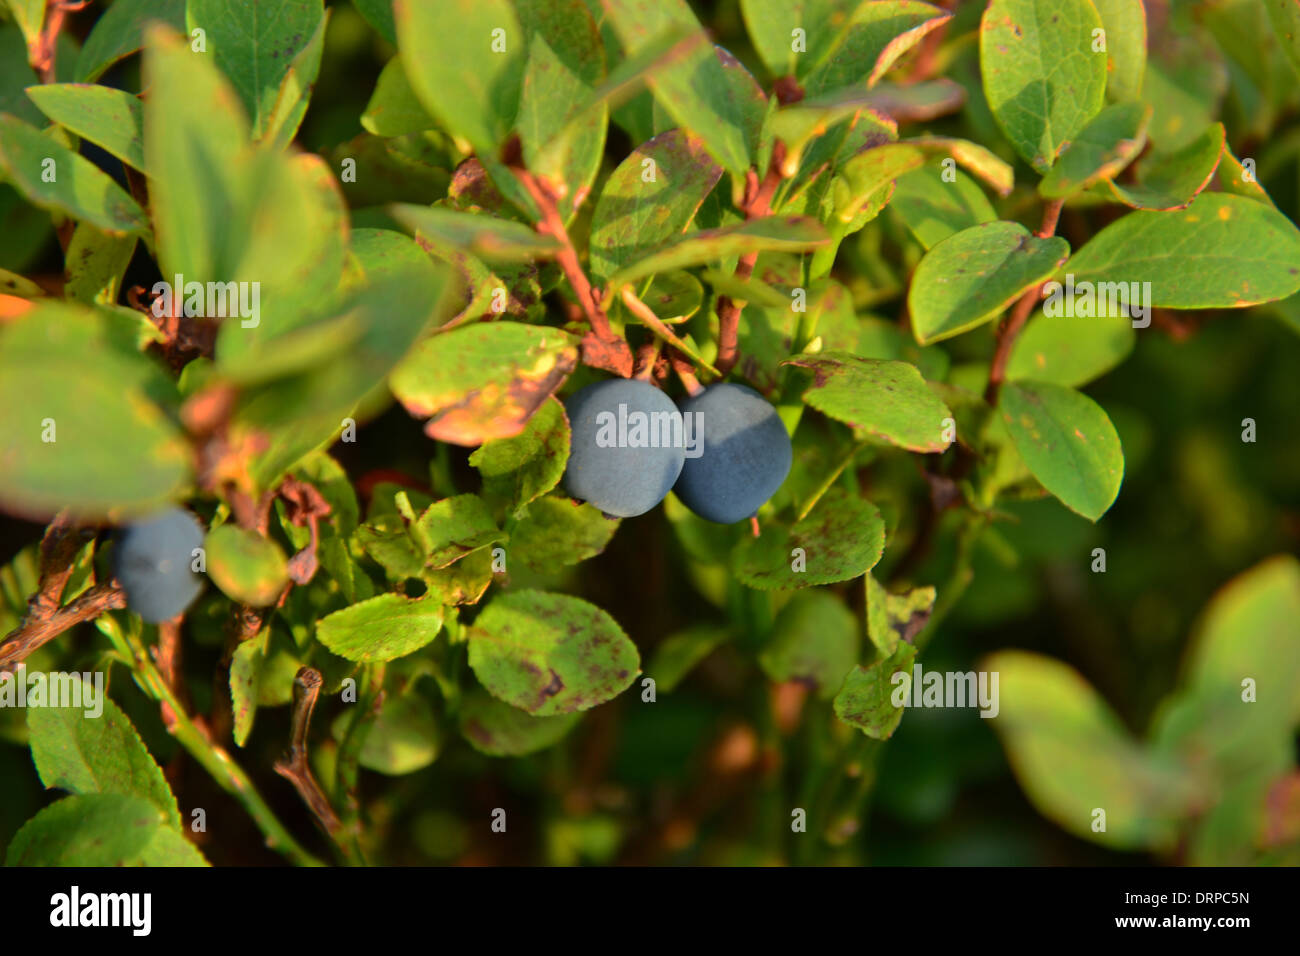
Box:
394 0 524 156
600 0 758 176
186 0 325 140
508 497 618 572
739 0 831 78
470 396 570 513
6 793 208 866
391 321 578 446
459 687 579 756
353 0 396 44
469 590 639 715
801 1 952 95
230 629 266 747
784 351 953 453
865 573 935 656
63 222 137 305
260 9 329 149
985 650 1199 849
355 693 440 775
362 57 435 137
1064 193 1300 309
646 626 730 693
390 204 562 262
204 525 289 606
889 160 996 250
732 488 885 589
588 128 722 282
25 83 146 170
908 221 1069 344
759 590 859 699
1266 0 1300 77
621 270 704 324
0 302 190 519
27 679 180 827
1037 102 1149 200
316 593 445 663
75 0 187 81
0 24 42 125
833 642 916 739
610 216 829 286
1152 556 1300 777
1006 311 1136 387
979 0 1107 171
4 0 43 47
1092 0 1147 102
413 494 504 569
1108 122 1223 211
999 380 1124 521
0 114 148 236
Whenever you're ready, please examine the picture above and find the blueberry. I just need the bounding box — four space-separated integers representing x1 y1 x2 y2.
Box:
114 508 206 623
562 379 687 517
673 383 793 524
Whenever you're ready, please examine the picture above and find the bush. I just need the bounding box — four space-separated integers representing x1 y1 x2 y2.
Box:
0 0 1298 867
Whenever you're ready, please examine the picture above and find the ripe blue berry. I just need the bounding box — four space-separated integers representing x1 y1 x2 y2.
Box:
562 379 687 517
673 383 792 524
114 508 206 623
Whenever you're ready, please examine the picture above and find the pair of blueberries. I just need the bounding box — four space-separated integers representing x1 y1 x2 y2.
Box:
562 379 793 522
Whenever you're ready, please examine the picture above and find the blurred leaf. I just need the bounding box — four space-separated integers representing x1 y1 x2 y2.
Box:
316 593 444 663
834 642 915 739
75 0 186 81
908 222 1069 344
985 650 1199 850
865 573 935 656
357 693 440 775
25 83 145 170
733 488 885 589
395 0 524 155
204 525 289 607
1108 122 1223 211
230 630 266 747
6 793 208 866
785 351 953 452
28 679 180 827
391 321 577 446
1037 102 1149 200
979 0 1107 171
0 302 189 519
1092 0 1147 102
459 687 579 756
0 114 147 236
352 0 396 44
261 8 328 149
1065 194 1300 309
588 128 722 282
1264 0 1300 78
508 497 618 572
468 589 639 715
759 589 859 699
63 222 137 305
999 381 1124 521
362 57 436 137
646 625 730 693
4 0 44 47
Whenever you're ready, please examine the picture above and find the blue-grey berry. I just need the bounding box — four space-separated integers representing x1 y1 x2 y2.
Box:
114 508 206 623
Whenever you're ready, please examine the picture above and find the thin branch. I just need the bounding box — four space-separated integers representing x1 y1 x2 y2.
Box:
513 165 633 377
983 197 1065 407
667 348 704 397
0 582 126 673
30 1 91 84
715 141 789 377
275 667 359 864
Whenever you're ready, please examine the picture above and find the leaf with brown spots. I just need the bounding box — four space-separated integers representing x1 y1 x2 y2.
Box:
390 322 578 447
467 590 639 715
